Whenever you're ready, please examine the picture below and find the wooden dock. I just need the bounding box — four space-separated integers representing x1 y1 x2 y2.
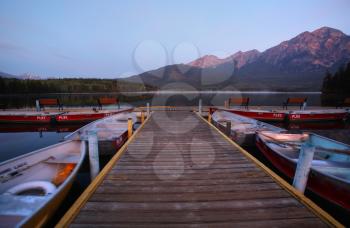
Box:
58 111 341 227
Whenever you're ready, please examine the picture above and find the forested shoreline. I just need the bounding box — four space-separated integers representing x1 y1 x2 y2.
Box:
0 77 155 94
321 62 350 105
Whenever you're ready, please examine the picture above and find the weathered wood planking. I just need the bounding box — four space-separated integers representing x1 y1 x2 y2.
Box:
70 111 331 227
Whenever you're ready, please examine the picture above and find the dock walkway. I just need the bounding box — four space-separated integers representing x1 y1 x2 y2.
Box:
60 111 336 227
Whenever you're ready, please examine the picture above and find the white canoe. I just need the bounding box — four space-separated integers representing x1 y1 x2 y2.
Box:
0 140 86 227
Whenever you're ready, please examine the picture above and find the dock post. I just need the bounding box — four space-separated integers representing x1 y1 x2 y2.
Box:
198 99 202 116
208 112 212 123
141 111 145 123
292 135 315 193
226 121 231 136
128 117 133 138
88 130 100 181
35 99 40 112
146 102 150 116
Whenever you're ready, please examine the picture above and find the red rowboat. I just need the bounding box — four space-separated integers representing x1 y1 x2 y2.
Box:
210 107 286 121
256 131 350 211
0 111 62 124
54 108 133 123
286 109 348 122
210 107 348 122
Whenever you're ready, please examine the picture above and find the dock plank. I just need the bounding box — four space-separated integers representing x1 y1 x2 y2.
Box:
69 111 331 227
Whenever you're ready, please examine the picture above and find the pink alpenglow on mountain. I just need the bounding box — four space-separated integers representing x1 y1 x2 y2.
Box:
188 55 227 68
188 50 261 69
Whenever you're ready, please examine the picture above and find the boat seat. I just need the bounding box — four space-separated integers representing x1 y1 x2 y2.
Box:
0 195 47 216
44 154 80 164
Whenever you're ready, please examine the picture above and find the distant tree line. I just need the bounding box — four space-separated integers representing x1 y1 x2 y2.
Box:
0 77 155 94
321 62 350 105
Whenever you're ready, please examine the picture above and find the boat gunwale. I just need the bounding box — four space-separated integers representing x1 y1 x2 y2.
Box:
0 140 86 227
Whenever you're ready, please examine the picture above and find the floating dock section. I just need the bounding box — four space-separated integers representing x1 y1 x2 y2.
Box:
58 111 342 227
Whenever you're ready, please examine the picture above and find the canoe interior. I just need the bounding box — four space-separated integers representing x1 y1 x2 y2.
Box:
65 111 136 141
212 110 284 134
0 140 85 226
259 131 350 183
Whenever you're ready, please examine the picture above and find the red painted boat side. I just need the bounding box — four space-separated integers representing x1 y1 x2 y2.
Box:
211 108 286 121
287 112 347 122
255 135 350 211
112 131 129 150
0 115 52 124
210 107 348 122
55 108 134 123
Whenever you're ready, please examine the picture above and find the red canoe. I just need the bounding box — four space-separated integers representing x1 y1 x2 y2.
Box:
286 109 348 122
0 111 61 124
256 131 350 211
210 107 348 122
55 108 132 123
210 107 286 121
55 108 133 123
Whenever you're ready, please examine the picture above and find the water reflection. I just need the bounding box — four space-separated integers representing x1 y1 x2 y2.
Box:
0 124 84 162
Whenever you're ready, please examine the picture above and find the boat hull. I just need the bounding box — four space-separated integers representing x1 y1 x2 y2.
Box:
210 107 348 122
287 111 347 122
255 135 350 211
210 108 286 121
55 108 133 123
0 140 86 227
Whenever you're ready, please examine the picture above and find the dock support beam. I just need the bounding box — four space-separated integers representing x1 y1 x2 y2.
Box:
224 100 228 108
88 131 100 181
128 118 133 138
146 103 150 116
208 112 212 123
226 121 231 136
35 99 40 112
141 111 145 123
198 99 202 116
292 135 315 193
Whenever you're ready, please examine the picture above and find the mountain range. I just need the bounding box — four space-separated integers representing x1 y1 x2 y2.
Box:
126 27 350 91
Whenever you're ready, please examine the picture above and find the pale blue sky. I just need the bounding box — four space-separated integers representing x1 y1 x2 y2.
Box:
0 0 349 78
